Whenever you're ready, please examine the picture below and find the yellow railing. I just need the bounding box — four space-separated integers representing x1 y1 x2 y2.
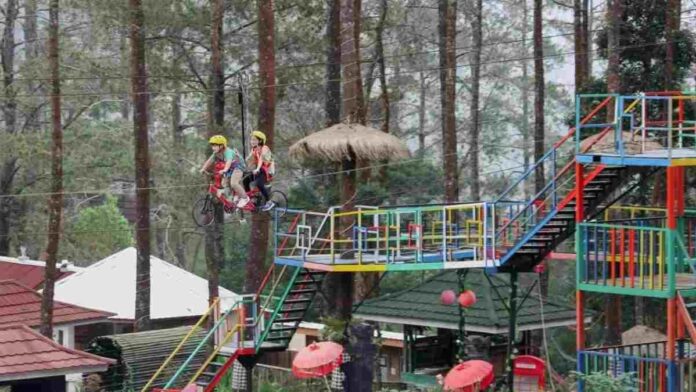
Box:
188 322 244 384
140 297 220 392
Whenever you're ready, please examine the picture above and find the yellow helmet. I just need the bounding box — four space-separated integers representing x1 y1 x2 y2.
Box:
208 135 227 146
251 130 266 144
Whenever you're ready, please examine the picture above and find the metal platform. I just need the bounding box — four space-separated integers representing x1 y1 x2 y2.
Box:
274 249 499 272
577 148 696 167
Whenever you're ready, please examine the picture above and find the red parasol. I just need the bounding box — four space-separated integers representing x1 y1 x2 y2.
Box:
292 341 344 379
443 360 494 391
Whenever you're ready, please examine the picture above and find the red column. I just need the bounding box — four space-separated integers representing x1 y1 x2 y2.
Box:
575 162 584 222
668 298 676 359
575 161 585 350
576 291 585 349
667 167 676 229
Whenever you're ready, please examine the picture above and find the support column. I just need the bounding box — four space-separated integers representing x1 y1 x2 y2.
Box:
506 271 518 389
575 162 585 350
667 167 677 360
668 298 676 359
666 166 684 364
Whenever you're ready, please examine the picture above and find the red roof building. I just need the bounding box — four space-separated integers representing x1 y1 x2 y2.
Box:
0 280 114 329
0 324 114 382
0 256 76 289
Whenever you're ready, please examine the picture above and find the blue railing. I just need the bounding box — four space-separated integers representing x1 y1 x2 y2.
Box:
575 93 696 160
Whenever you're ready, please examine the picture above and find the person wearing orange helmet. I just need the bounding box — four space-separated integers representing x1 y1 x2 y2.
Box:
199 134 250 208
244 130 276 211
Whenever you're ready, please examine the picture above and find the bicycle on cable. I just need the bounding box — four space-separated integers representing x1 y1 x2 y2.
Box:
192 161 287 227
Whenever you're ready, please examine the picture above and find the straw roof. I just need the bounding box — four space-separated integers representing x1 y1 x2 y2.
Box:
580 131 663 154
621 325 666 346
289 123 410 163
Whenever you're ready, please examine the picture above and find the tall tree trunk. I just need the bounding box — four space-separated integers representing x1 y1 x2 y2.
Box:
468 0 482 201
533 0 544 195
245 0 275 296
23 0 39 131
23 0 38 60
40 0 62 339
327 0 367 319
353 0 366 125
172 92 183 150
326 0 341 126
439 0 458 202
376 0 389 135
533 0 548 298
574 0 588 91
0 0 18 256
605 0 623 345
321 0 348 320
582 0 591 76
129 0 151 332
418 70 426 154
341 0 364 125
120 34 130 120
522 0 531 200
606 0 622 94
664 0 680 89
206 0 225 307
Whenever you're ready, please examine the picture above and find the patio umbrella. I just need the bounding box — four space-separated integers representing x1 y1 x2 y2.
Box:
443 360 494 391
292 341 344 379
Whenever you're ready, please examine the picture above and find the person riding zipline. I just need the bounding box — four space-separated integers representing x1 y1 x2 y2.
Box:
199 134 250 208
244 130 276 211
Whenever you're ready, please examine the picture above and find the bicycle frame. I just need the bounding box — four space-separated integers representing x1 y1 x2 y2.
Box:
206 171 266 213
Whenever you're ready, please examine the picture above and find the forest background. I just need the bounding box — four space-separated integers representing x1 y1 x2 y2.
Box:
1 0 696 378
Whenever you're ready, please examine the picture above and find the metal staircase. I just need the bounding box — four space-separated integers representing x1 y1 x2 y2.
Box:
500 164 657 271
261 268 327 347
494 96 653 272
150 264 326 392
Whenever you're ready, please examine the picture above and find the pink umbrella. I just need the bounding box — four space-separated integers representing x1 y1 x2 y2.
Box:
443 360 494 391
292 341 344 379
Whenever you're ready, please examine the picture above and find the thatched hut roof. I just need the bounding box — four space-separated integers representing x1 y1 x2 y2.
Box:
580 131 663 154
289 123 410 162
621 325 666 346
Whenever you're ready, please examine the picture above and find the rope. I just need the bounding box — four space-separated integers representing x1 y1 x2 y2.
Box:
537 277 557 392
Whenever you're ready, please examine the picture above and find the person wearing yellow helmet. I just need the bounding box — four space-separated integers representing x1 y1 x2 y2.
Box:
199 134 250 208
244 130 276 211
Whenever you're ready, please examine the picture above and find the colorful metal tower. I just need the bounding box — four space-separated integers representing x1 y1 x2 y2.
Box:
574 92 696 392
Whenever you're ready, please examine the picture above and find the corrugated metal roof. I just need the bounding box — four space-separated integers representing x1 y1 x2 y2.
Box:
54 248 240 320
87 326 207 391
0 324 114 382
355 270 582 333
0 280 114 328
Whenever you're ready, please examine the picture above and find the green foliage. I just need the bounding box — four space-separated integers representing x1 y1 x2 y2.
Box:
595 0 696 91
319 316 350 343
65 195 133 264
570 371 639 392
287 158 444 210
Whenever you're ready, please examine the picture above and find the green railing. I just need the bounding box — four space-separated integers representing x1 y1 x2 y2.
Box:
576 221 677 298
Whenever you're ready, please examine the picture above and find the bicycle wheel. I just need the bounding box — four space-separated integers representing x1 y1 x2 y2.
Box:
192 196 215 227
268 190 288 218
